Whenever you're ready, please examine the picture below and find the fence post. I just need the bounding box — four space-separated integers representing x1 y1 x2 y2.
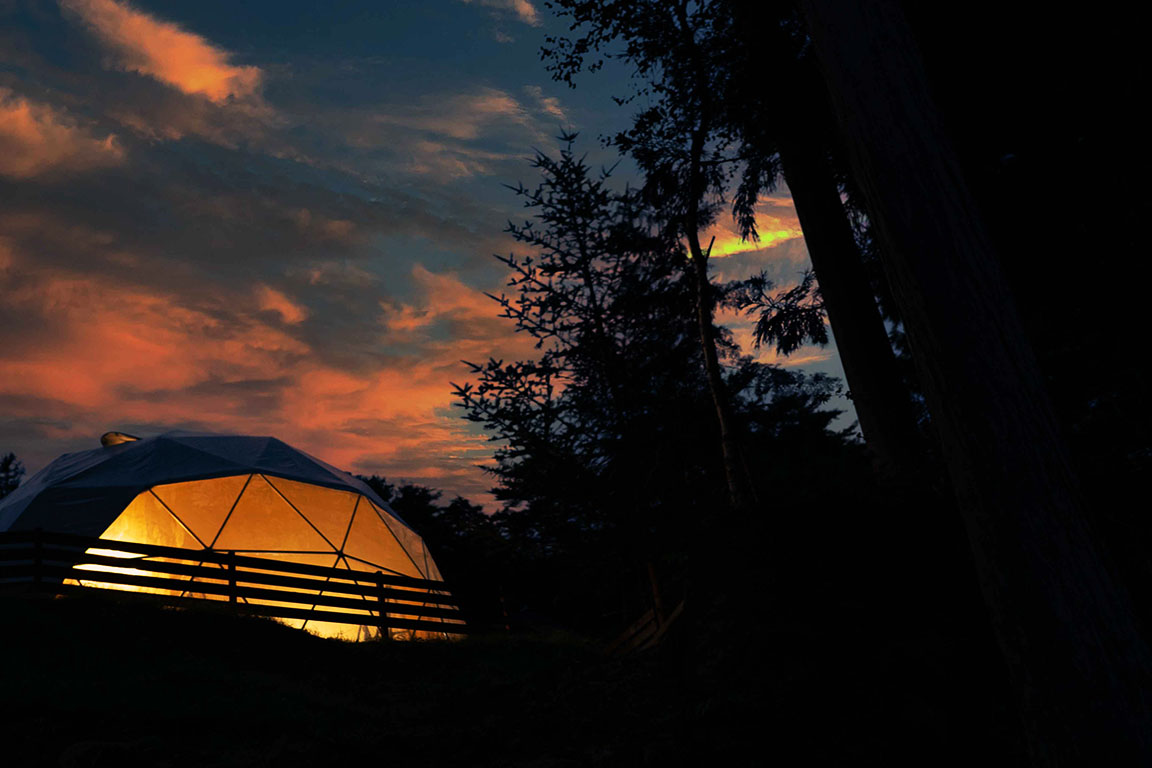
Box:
375 571 392 641
227 551 237 604
32 528 43 591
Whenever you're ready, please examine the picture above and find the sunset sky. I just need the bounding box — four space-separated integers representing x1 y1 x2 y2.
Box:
0 0 847 504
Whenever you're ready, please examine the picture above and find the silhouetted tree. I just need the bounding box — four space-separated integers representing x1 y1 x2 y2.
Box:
0 452 23 500
542 0 925 482
799 0 1152 761
454 141 855 632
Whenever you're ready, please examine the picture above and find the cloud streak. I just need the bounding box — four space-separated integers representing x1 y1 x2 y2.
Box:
372 87 540 142
60 0 262 103
0 88 123 178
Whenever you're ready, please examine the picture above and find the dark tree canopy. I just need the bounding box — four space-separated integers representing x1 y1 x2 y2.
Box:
451 140 862 632
0 452 23 500
541 0 928 483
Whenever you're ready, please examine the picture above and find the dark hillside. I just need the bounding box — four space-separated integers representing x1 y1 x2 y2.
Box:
0 579 1024 766
0 593 683 767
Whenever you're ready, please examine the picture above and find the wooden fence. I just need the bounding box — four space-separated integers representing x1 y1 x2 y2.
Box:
0 529 467 637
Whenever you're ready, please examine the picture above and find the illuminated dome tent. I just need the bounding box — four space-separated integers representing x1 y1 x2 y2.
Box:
0 431 450 640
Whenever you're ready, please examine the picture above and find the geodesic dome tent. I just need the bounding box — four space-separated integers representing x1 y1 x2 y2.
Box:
0 431 452 640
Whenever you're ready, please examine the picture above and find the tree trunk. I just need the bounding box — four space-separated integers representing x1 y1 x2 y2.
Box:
731 0 924 482
800 0 1152 763
777 130 923 481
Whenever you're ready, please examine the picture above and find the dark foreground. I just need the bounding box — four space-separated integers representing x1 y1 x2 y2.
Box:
0 589 1024 766
1 593 683 767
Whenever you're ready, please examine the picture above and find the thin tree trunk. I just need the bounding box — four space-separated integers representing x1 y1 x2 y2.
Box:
685 119 758 515
687 227 756 514
673 1 757 516
800 0 1152 762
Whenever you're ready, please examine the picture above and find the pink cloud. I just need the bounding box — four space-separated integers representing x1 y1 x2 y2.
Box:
0 88 123 178
61 0 262 103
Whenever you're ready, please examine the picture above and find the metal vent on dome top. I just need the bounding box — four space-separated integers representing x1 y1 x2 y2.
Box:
100 431 140 447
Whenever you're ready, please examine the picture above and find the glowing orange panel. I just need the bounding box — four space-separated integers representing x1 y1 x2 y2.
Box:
99 490 201 550
69 490 201 594
343 502 420 577
152 475 250 545
262 476 357 549
371 501 431 578
213 474 330 552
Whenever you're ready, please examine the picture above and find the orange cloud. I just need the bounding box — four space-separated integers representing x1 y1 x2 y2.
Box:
61 0 262 103
0 252 531 505
380 264 528 346
715 304 832 369
706 196 803 259
0 88 123 178
385 265 488 319
459 0 541 27
255 285 309 325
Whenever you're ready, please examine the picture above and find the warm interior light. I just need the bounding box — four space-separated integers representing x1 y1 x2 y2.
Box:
64 475 457 640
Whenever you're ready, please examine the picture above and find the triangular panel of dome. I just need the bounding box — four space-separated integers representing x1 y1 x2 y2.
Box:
212 474 331 552
342 502 421 578
152 475 250 546
100 490 201 551
263 476 358 550
372 501 432 579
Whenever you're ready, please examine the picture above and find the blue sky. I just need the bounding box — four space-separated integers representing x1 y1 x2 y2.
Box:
0 0 849 504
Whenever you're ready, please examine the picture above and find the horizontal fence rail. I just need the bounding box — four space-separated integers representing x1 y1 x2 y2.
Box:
0 530 468 637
